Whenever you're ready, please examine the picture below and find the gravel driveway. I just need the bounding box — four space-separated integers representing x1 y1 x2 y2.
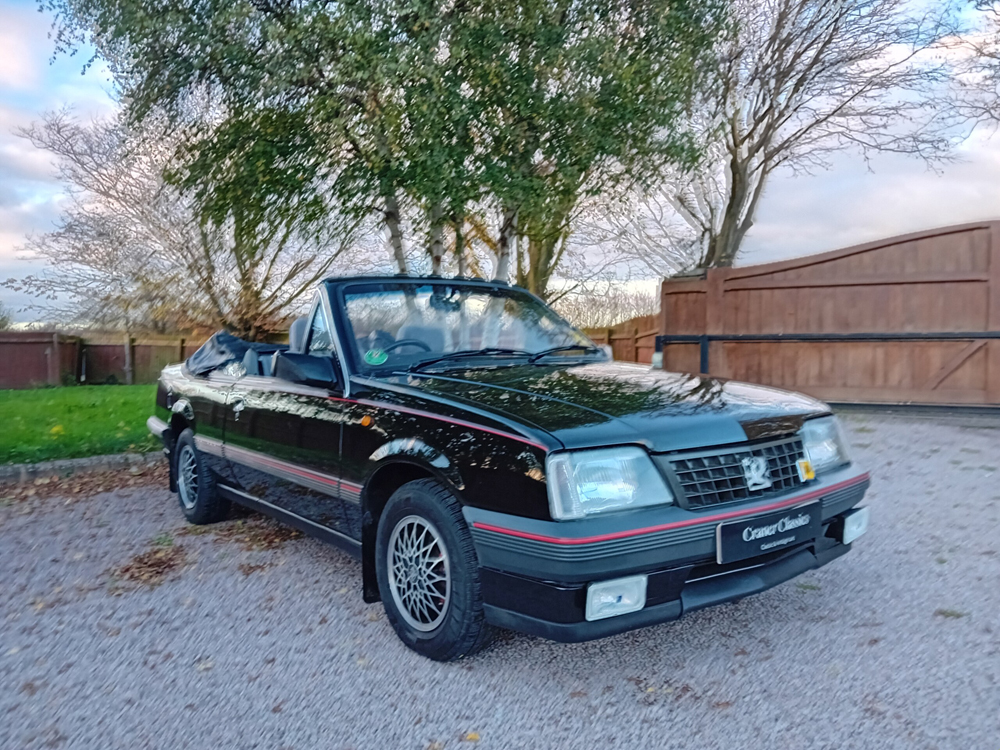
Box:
2 413 998 750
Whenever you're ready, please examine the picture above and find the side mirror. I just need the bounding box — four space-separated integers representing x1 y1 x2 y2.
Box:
272 351 340 389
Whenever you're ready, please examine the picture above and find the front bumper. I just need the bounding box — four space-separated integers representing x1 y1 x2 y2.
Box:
147 415 176 491
147 415 169 440
466 468 869 642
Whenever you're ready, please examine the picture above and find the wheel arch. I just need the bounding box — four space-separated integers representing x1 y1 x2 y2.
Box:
360 453 466 603
166 401 195 493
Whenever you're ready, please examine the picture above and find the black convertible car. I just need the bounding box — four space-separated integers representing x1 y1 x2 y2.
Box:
147 275 870 660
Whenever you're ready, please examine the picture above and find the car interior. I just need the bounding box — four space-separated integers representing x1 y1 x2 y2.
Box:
240 315 309 378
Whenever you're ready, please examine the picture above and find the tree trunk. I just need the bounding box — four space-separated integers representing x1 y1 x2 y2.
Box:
701 147 765 269
518 231 560 300
383 191 408 274
428 203 445 275
494 205 517 282
454 217 466 276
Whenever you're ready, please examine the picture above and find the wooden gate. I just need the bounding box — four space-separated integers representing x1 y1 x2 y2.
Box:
659 221 1000 405
584 313 659 364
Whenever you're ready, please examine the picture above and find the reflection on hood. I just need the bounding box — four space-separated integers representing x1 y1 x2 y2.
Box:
386 361 827 452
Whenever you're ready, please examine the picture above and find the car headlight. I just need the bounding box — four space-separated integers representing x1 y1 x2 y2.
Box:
801 416 850 473
546 446 674 520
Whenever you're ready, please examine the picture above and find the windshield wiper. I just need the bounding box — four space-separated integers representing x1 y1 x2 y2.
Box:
408 348 532 372
528 344 604 364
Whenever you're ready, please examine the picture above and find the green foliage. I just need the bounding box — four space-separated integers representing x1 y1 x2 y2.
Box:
47 0 727 295
0 301 11 330
0 385 159 464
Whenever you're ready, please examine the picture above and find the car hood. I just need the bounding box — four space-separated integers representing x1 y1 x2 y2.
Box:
384 361 829 452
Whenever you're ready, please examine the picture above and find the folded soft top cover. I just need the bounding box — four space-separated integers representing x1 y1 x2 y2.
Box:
185 332 287 376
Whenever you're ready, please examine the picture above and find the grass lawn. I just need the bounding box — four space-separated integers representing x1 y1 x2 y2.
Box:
0 385 160 465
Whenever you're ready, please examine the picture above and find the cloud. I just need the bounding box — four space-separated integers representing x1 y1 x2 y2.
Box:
0 0 116 322
739 129 1000 266
0 139 57 184
0 5 45 91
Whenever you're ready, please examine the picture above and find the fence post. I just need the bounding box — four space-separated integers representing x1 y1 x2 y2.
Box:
699 335 710 375
124 333 134 385
705 268 729 377
988 224 1000 403
48 333 60 386
179 337 186 363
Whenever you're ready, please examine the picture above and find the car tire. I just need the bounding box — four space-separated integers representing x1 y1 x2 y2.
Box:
375 479 494 661
173 428 230 525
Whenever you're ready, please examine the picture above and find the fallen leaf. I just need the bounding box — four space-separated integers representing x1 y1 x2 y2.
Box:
195 658 214 672
20 681 41 696
179 513 301 550
4 463 168 505
933 608 967 619
238 562 269 576
109 545 187 588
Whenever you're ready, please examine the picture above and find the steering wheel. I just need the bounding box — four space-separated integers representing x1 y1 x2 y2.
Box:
382 338 432 353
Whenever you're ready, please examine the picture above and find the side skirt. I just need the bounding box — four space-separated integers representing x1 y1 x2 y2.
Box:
216 483 362 560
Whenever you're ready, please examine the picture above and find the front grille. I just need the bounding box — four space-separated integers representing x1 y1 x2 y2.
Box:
662 437 806 509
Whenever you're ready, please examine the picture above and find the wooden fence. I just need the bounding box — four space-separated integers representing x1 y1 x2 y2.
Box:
0 333 80 389
585 313 659 364
0 333 206 389
659 220 1000 405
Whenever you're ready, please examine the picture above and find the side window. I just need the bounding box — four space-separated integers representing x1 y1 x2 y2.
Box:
307 306 335 357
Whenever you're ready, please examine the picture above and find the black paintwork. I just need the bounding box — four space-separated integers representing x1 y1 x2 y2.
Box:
155 275 834 530
394 362 827 452
483 538 851 643
151 275 865 641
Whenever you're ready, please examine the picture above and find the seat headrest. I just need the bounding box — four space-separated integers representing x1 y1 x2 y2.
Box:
288 316 309 354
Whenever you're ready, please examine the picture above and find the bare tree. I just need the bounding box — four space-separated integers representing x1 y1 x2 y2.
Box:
571 188 705 277
552 282 660 329
5 110 366 338
655 0 961 269
954 2 1000 123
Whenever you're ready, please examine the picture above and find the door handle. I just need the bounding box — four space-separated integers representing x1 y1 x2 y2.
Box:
231 397 246 421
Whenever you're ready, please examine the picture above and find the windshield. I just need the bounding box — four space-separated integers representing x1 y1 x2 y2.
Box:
340 282 599 371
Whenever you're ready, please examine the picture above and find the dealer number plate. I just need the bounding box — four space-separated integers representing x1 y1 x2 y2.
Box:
716 502 822 564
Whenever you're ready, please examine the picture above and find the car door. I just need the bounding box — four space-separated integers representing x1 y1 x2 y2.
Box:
223 298 356 540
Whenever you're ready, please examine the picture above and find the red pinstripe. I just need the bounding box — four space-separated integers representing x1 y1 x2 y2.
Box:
226 445 339 487
472 473 871 546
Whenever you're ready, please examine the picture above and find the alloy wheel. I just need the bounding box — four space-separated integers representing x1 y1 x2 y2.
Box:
386 515 451 632
177 444 198 510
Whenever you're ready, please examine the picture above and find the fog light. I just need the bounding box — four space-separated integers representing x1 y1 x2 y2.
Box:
585 575 647 621
842 507 869 545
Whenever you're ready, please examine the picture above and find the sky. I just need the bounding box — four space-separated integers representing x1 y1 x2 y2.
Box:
1 0 1000 321
0 0 116 319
